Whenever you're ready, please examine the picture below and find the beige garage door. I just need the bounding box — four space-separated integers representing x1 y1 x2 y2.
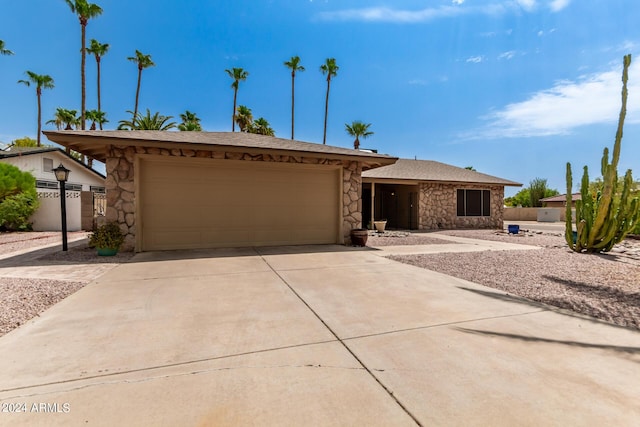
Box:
139 157 341 251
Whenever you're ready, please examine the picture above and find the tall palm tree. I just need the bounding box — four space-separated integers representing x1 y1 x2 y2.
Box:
345 121 373 150
320 58 339 145
0 40 14 56
225 67 248 132
86 38 109 129
235 105 253 132
178 110 202 131
127 50 155 125
118 109 175 130
18 71 54 146
284 56 304 140
64 0 103 130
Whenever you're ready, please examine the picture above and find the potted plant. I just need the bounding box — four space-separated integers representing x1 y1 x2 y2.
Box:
89 222 125 256
350 228 369 246
373 220 387 233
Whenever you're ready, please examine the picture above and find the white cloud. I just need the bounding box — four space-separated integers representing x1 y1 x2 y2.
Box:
316 5 467 23
316 0 569 23
549 0 571 12
466 56 485 63
498 50 517 60
516 0 537 12
408 79 428 86
465 61 640 139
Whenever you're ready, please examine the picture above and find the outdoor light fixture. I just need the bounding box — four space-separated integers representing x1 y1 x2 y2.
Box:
53 164 71 251
53 163 70 182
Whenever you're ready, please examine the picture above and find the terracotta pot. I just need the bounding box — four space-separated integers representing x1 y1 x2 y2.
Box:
350 229 368 246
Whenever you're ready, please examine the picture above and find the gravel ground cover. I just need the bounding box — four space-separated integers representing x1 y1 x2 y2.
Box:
0 232 134 337
0 278 85 336
0 231 88 256
380 229 640 330
367 230 458 246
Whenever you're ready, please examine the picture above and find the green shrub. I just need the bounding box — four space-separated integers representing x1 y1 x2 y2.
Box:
89 222 125 250
0 164 39 231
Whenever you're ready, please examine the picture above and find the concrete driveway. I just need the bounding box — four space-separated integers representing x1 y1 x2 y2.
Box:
0 244 639 426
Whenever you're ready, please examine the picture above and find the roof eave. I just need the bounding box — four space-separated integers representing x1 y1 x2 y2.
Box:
363 176 522 187
43 131 398 168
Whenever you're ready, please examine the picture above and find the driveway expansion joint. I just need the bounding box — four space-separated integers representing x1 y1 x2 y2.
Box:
255 248 424 427
342 309 550 342
0 339 338 395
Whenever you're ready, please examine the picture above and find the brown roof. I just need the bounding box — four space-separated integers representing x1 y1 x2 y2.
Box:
540 193 582 202
43 130 397 168
362 159 522 186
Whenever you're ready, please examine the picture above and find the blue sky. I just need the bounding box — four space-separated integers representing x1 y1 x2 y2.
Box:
1 0 639 196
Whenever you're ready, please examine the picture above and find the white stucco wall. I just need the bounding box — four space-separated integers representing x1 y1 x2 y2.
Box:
31 190 82 231
0 150 105 231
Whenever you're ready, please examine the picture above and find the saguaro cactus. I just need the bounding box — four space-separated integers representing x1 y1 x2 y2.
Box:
565 54 640 253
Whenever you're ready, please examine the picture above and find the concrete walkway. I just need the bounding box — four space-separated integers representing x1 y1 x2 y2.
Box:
0 236 122 283
0 245 638 426
372 233 542 256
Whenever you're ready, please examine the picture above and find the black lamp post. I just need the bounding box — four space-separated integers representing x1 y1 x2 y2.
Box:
53 164 71 251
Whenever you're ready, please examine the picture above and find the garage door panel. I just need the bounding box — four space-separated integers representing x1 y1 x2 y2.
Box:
140 158 340 251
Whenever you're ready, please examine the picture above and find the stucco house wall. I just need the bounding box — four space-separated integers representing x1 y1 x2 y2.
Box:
0 149 105 231
106 146 363 251
418 183 504 229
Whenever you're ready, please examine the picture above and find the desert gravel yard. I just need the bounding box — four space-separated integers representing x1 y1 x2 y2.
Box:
0 232 134 336
369 229 640 330
1 228 639 337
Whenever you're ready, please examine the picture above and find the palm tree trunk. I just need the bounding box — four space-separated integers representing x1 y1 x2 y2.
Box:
36 88 42 147
97 57 102 130
81 21 86 130
232 87 238 132
323 78 331 145
291 72 295 140
133 67 142 124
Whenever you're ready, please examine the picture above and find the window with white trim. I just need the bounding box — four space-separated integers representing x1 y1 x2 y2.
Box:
457 189 491 217
43 157 53 173
36 180 59 189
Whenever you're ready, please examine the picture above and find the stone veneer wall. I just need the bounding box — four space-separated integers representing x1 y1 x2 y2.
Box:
418 182 504 230
105 146 363 251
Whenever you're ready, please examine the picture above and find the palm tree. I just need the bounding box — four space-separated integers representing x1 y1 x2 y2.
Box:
64 0 103 130
118 109 175 130
85 109 108 130
178 110 202 131
47 107 79 130
18 71 54 146
284 56 304 140
320 58 339 145
127 50 155 125
225 67 248 132
235 105 253 132
345 121 373 150
86 39 109 129
0 40 14 56
249 117 275 136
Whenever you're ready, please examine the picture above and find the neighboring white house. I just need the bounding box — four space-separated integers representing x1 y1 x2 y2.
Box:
0 147 106 231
